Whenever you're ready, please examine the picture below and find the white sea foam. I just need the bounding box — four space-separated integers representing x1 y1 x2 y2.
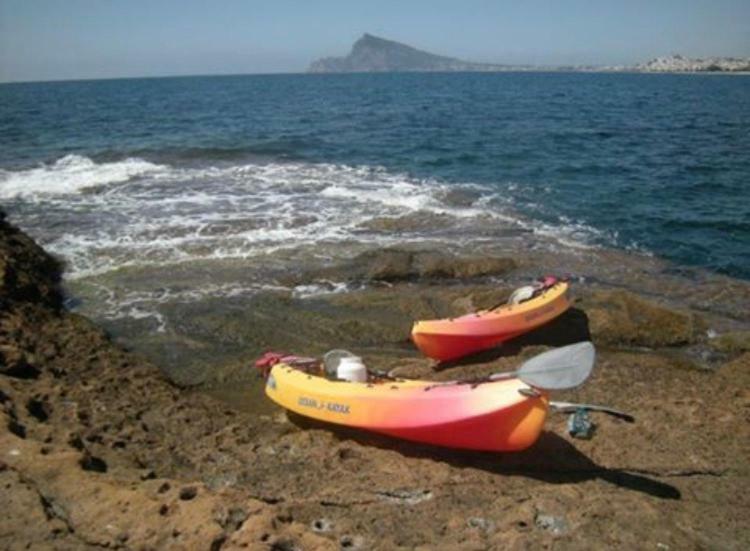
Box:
0 155 166 198
2 155 604 281
292 281 355 299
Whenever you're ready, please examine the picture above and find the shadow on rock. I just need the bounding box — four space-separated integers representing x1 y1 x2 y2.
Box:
287 413 680 500
434 307 592 370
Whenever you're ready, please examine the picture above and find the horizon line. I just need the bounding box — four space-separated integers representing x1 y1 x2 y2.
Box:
4 65 750 86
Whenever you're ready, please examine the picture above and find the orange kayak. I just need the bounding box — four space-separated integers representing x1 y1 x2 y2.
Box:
412 281 571 361
265 364 549 452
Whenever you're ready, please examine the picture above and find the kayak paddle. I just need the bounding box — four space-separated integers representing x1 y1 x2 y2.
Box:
550 401 635 423
492 340 595 389
427 341 595 391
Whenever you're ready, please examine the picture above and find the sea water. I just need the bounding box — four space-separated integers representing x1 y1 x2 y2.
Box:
1 72 748 327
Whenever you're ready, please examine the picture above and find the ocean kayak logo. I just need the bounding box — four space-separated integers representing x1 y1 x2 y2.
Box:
298 396 350 414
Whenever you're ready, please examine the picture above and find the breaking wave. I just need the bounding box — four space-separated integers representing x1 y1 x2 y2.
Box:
0 155 608 280
0 154 166 198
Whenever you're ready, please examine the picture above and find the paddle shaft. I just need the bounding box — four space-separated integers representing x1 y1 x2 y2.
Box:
550 401 635 423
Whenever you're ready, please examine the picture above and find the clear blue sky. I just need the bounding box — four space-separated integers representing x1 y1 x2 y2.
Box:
1 0 748 82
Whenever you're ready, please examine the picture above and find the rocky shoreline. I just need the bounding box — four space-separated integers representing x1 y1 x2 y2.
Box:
2 209 750 549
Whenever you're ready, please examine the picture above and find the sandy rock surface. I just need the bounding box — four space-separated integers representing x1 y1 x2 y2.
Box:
2 212 749 549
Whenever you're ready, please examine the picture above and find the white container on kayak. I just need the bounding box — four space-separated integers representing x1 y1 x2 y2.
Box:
323 349 357 378
336 356 368 382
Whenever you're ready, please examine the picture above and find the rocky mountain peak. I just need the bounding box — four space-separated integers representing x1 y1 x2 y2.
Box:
308 33 508 73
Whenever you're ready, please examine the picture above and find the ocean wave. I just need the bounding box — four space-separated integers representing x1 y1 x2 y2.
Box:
0 154 166 198
2 154 606 279
87 142 317 167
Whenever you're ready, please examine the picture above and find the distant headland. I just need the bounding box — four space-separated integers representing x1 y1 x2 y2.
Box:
308 33 750 74
308 33 516 73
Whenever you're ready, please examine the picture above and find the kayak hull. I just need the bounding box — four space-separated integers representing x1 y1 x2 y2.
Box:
265 365 549 452
412 282 571 362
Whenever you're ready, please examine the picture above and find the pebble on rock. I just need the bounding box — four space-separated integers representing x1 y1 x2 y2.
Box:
535 513 569 535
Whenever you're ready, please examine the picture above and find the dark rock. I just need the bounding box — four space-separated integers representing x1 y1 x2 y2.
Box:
26 397 50 422
7 418 26 438
311 518 333 533
0 353 41 379
275 511 293 524
178 486 198 500
270 539 300 551
337 446 360 461
67 434 85 451
210 535 227 551
339 535 366 550
0 214 63 309
39 494 70 524
79 452 108 473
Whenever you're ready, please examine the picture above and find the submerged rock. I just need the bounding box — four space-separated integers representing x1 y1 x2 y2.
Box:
708 331 750 355
359 212 457 233
313 248 516 284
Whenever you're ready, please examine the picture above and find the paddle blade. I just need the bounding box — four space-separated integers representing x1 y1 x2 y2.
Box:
516 341 595 390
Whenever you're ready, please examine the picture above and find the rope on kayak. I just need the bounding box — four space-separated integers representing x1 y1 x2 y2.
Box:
254 351 319 378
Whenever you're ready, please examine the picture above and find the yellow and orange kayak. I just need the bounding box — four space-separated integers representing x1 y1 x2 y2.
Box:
265 364 549 452
411 281 571 362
